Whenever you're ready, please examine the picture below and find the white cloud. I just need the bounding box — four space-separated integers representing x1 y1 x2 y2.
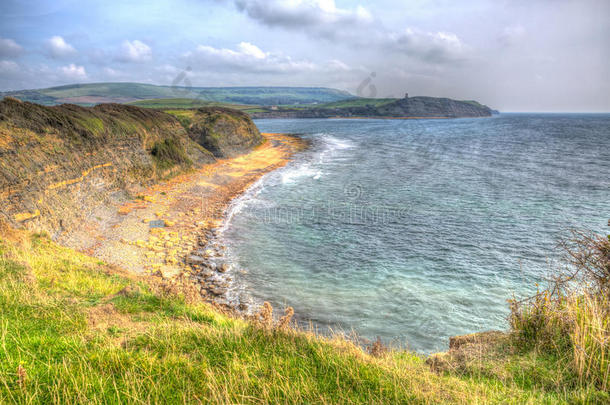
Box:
389 29 466 62
234 0 467 63
103 67 120 76
0 38 23 58
186 42 319 73
0 60 20 74
45 36 76 58
181 41 363 89
117 40 152 63
499 25 526 46
325 59 351 71
237 42 266 59
59 63 87 80
234 0 373 35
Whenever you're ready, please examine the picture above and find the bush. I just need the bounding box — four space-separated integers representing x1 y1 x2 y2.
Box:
150 138 192 171
510 231 610 391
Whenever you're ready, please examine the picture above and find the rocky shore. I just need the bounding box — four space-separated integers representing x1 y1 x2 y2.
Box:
0 98 308 311
80 132 308 311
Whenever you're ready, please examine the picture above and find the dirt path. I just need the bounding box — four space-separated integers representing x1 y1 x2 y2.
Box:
62 133 306 308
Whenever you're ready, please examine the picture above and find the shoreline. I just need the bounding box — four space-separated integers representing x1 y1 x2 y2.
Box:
67 132 309 310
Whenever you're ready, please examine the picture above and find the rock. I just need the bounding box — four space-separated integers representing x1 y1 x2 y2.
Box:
209 286 227 296
238 303 249 311
218 263 229 273
187 255 205 264
449 331 506 350
199 269 213 278
149 219 165 228
154 269 172 279
426 352 450 373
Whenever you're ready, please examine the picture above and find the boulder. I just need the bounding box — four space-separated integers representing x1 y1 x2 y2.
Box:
209 286 227 296
187 255 205 265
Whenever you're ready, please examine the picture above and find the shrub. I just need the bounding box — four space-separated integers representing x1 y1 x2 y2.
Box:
510 231 610 391
150 138 192 171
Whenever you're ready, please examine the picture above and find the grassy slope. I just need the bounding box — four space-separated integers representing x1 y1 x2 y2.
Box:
2 83 355 106
312 98 396 108
127 98 264 113
39 83 177 100
128 97 395 111
1 228 605 404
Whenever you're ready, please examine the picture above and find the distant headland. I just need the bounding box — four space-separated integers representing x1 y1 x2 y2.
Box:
1 82 496 119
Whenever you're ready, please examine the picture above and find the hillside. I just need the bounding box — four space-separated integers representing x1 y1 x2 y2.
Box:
0 97 262 238
127 96 495 119
0 83 354 106
250 96 494 118
0 225 607 403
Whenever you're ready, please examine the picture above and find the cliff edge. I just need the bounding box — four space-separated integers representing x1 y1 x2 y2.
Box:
0 97 263 237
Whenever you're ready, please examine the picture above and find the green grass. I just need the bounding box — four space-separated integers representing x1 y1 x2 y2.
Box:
2 83 355 106
314 98 397 109
0 230 607 403
128 98 256 110
508 234 610 394
150 138 192 172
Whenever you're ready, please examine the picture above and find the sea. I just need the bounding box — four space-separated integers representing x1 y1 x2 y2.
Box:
219 113 610 353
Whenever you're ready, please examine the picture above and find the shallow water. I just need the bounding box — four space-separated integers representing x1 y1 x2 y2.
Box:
221 114 610 353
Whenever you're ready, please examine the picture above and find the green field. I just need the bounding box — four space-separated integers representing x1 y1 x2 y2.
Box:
127 98 262 112
312 98 397 108
1 83 355 106
126 97 400 114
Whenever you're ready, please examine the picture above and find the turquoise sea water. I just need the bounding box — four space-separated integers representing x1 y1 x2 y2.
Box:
221 114 610 353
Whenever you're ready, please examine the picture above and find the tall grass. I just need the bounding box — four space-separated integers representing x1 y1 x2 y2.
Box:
510 232 610 391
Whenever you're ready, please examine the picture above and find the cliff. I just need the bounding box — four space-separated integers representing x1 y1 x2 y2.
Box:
250 96 493 119
170 107 263 158
0 98 262 236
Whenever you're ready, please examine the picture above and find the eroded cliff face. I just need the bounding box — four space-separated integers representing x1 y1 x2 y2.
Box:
0 98 262 237
185 107 263 158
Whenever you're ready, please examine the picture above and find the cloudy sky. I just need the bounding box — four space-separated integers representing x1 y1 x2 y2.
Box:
0 0 608 111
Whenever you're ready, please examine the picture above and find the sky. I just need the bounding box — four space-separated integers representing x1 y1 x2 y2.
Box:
0 0 609 112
